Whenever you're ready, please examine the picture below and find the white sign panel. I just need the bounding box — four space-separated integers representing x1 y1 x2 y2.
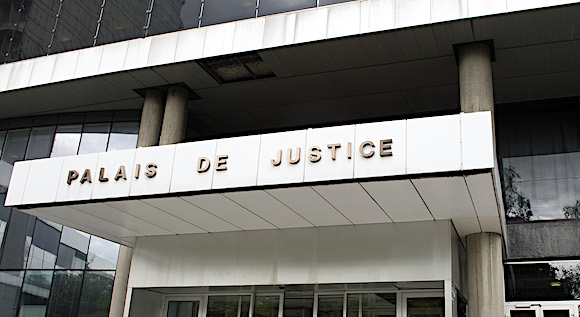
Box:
5 112 494 207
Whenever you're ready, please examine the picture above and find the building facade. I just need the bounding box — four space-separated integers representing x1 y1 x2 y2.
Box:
0 1 579 317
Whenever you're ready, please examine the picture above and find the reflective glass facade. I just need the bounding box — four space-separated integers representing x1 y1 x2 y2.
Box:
505 261 580 301
1 0 358 63
497 101 580 223
0 110 139 317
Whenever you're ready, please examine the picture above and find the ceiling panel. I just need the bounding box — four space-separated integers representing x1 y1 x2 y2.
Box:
360 179 433 222
465 173 499 218
223 190 313 229
312 183 391 224
183 193 275 231
452 218 481 238
143 197 239 233
106 200 205 235
74 203 171 236
478 216 502 233
412 176 476 220
266 187 351 226
40 205 143 238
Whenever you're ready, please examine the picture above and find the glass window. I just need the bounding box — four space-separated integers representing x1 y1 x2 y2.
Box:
0 129 30 186
207 295 251 317
318 295 344 317
148 0 202 36
506 261 580 301
258 0 315 17
107 122 139 151
200 0 256 27
86 236 119 270
51 124 82 157
25 126 56 160
0 211 35 269
254 296 279 317
60 227 90 254
283 294 313 317
497 104 580 222
18 270 54 317
0 131 6 158
46 271 84 317
97 0 149 45
0 271 24 317
77 271 115 317
406 298 444 317
26 219 62 269
56 244 88 270
347 293 396 317
0 195 11 253
319 0 356 6
18 1 59 60
167 301 200 317
48 0 101 54
78 123 111 155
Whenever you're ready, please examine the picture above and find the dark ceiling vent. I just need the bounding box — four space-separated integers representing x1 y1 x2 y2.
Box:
198 52 276 84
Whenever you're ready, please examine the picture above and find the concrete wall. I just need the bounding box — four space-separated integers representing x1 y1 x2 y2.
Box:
127 221 455 289
507 221 580 259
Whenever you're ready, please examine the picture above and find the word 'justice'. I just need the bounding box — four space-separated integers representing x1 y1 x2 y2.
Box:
271 139 393 166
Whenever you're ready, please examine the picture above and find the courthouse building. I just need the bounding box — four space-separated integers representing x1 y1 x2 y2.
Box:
1 0 580 317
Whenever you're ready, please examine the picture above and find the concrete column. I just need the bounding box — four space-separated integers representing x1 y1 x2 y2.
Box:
136 89 165 147
159 86 189 145
110 88 166 317
109 246 133 317
466 232 504 317
458 43 494 112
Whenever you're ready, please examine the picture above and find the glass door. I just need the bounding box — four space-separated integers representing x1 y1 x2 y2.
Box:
402 293 444 317
164 297 202 317
541 306 572 317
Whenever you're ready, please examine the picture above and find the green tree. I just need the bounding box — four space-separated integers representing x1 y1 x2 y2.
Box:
563 200 580 219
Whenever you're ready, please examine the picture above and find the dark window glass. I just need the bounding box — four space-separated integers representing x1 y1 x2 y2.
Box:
254 296 279 317
18 0 60 60
27 219 61 269
32 115 59 127
58 113 85 125
0 210 35 269
9 117 33 129
77 271 115 317
148 0 198 36
318 295 343 317
0 131 6 159
84 111 114 124
19 270 54 316
113 110 140 122
51 124 82 157
506 262 580 301
78 123 111 155
97 0 148 45
207 295 251 317
497 103 580 222
1 128 30 166
510 312 536 317
1 0 29 62
406 298 444 316
86 235 119 270
258 0 315 17
0 195 11 254
283 294 313 317
56 244 88 270
0 270 24 317
46 271 84 317
107 122 139 151
319 0 356 6
25 126 56 160
347 293 396 317
200 0 256 27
